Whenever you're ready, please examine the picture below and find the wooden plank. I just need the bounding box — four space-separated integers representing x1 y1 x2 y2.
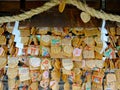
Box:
30 6 101 27
0 0 100 12
20 0 26 10
0 1 20 12
105 0 120 13
25 1 46 10
86 0 101 9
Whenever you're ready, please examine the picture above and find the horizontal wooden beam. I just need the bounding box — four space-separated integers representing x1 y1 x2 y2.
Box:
0 1 20 12
105 0 120 13
0 0 100 13
0 0 119 27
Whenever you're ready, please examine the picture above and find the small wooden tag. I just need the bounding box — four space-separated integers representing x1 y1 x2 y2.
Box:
80 12 91 23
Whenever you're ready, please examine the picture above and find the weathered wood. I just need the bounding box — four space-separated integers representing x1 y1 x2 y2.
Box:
0 0 118 27
0 1 20 12
105 0 120 13
20 0 26 10
29 6 101 27
0 0 120 14
0 0 100 13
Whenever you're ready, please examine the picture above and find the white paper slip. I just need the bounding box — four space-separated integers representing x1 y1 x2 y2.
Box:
16 42 24 49
12 21 19 35
102 57 106 61
14 36 21 43
14 29 20 36
17 48 23 56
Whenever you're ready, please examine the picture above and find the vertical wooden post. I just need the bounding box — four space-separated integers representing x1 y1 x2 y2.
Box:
100 0 106 10
20 0 26 10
